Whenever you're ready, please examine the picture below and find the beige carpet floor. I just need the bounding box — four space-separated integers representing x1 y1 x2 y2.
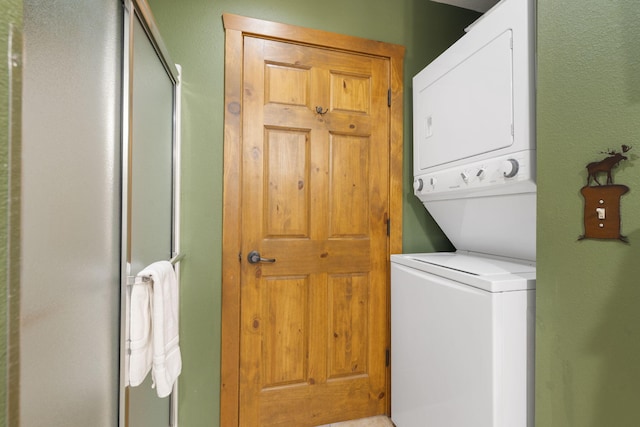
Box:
315 415 394 427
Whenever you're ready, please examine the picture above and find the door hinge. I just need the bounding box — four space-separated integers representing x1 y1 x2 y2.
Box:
386 348 390 367
387 89 391 107
386 219 391 236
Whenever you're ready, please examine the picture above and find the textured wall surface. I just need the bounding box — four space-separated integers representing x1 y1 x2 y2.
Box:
536 0 640 425
1 1 22 426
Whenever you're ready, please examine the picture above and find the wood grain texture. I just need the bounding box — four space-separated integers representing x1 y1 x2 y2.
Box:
222 14 404 426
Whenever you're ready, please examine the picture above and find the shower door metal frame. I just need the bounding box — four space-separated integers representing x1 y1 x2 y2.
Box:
120 0 182 425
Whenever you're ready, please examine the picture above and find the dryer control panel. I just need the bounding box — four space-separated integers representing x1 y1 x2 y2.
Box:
414 150 536 201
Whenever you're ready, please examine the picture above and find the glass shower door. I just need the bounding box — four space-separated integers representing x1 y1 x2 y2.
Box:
121 1 181 425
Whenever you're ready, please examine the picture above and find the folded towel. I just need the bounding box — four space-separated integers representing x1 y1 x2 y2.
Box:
129 274 153 387
138 260 182 398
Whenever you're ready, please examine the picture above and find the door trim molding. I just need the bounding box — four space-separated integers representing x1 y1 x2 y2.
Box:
221 14 404 425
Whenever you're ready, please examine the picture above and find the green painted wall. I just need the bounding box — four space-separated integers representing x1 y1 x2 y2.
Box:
1 1 22 426
536 0 640 425
147 0 476 424
0 8 9 427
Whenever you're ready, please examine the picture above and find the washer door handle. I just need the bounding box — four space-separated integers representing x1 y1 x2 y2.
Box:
247 250 276 264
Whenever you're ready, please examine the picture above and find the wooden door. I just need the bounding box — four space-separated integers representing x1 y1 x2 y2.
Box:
239 37 389 427
221 14 405 427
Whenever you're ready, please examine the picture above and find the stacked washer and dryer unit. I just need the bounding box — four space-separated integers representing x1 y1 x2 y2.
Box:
391 0 536 426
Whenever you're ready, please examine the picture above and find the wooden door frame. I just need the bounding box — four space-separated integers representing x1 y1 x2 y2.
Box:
221 13 404 426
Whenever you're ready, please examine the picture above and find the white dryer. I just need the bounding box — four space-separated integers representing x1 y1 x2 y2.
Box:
391 0 536 425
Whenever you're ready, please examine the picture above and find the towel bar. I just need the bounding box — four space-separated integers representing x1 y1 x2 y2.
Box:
126 252 185 285
168 252 185 265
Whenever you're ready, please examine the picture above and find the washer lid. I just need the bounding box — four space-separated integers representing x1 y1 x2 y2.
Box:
391 252 536 292
409 252 535 275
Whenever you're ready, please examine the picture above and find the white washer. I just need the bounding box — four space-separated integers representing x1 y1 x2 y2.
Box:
391 253 535 427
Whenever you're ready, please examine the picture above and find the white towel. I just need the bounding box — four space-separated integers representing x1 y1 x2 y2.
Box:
129 273 153 387
135 260 182 398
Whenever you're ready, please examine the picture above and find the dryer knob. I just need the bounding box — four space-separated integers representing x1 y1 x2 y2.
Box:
413 178 424 192
502 158 520 178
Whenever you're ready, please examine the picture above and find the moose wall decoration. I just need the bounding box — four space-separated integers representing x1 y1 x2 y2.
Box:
579 144 632 242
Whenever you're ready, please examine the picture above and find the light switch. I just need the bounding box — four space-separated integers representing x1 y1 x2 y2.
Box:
596 207 606 220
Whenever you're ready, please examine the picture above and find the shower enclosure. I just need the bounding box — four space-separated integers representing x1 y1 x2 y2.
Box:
17 0 181 425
